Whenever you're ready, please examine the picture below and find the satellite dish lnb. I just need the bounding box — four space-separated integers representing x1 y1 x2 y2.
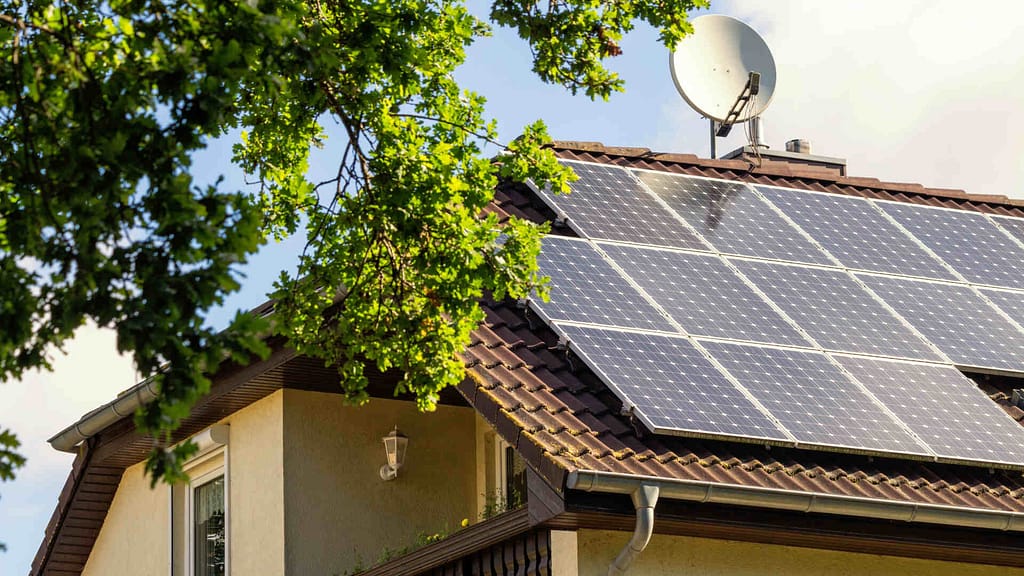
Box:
670 15 776 155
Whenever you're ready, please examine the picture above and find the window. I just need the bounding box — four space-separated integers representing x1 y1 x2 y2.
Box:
504 446 526 509
171 425 229 576
190 471 226 576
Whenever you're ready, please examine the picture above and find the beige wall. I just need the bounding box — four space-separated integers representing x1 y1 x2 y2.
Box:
282 390 477 576
82 461 170 576
227 390 285 576
83 390 285 576
577 529 1024 576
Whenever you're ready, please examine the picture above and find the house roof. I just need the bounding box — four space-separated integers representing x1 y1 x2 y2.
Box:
463 141 1024 514
31 141 1024 574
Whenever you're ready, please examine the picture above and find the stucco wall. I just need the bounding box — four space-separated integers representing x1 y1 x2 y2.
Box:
82 390 285 576
577 529 1024 576
82 462 170 576
227 390 285 576
282 390 477 576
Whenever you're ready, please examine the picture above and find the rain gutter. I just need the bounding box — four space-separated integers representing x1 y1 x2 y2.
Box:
566 469 1024 533
48 377 159 453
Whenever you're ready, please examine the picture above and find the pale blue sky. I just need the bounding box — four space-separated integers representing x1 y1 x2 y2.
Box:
5 1 1024 573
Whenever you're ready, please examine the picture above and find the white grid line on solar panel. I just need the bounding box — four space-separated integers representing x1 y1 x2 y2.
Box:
856 273 1024 373
595 242 812 347
631 169 834 265
990 214 1024 256
731 259 944 362
756 185 958 281
977 288 1024 338
877 200 1024 290
557 323 792 442
532 236 677 332
835 355 1024 468
531 160 710 250
699 340 932 456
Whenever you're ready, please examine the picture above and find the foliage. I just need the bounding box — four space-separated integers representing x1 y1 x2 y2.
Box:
0 0 706 515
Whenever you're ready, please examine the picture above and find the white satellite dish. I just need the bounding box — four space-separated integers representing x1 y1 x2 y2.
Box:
670 14 776 125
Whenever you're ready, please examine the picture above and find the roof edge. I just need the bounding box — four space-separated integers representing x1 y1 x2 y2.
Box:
548 141 1024 210
567 469 1024 532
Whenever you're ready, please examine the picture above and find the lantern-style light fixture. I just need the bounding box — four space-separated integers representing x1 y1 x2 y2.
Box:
379 426 409 481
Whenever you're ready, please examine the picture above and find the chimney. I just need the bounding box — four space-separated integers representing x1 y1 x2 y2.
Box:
723 139 846 177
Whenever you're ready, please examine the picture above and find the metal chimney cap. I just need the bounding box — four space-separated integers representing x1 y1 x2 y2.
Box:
785 139 811 154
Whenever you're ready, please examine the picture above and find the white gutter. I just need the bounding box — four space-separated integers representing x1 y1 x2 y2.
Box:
608 484 659 576
48 378 160 453
566 469 1024 532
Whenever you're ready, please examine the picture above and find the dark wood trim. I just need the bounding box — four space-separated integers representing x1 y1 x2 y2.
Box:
542 492 1024 568
358 509 533 576
525 469 565 526
90 342 298 464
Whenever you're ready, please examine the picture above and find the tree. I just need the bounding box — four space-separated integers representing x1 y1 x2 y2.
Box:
0 0 705 509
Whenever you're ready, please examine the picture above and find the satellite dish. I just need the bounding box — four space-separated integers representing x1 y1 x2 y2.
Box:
670 14 777 124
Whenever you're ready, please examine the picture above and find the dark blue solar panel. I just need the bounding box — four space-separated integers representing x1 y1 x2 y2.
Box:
759 186 955 280
634 170 833 264
560 325 788 441
859 274 1024 372
837 356 1024 466
879 202 1024 289
734 260 941 361
533 236 676 332
538 161 707 249
701 341 926 454
598 243 810 346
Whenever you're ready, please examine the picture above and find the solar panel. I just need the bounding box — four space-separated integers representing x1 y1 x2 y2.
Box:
878 202 1024 289
733 260 941 361
978 288 1024 329
538 161 707 249
701 341 927 454
859 274 1024 372
991 214 1024 248
634 170 833 264
560 324 789 441
598 243 810 346
532 236 677 332
837 356 1024 466
759 186 956 280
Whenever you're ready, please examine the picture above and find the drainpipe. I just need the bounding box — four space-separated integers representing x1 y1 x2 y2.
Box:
608 483 660 576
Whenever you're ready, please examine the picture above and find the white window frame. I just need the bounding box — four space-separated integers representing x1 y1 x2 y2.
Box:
187 459 229 576
170 425 229 576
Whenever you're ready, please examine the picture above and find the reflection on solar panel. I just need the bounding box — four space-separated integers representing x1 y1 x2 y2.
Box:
733 260 941 361
837 356 1024 465
634 171 832 264
879 202 1024 289
701 341 926 454
560 324 788 441
538 161 707 249
759 186 955 280
533 236 676 332
859 274 1024 372
598 243 809 346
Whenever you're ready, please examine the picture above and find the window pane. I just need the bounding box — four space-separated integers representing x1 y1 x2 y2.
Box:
194 476 225 576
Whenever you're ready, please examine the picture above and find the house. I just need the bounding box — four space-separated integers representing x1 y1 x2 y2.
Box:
31 141 1024 576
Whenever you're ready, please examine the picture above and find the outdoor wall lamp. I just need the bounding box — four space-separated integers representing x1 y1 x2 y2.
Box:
379 426 409 481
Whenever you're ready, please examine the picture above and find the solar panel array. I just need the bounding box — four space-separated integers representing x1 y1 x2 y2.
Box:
531 160 1024 469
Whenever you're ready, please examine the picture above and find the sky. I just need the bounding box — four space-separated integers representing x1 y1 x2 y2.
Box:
3 1 1024 573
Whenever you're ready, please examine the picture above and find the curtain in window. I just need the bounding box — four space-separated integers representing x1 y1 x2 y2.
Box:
194 476 226 576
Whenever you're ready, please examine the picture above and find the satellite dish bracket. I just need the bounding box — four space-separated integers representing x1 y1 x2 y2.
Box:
714 71 761 138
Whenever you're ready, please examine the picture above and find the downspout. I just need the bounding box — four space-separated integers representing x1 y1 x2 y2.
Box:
608 483 660 576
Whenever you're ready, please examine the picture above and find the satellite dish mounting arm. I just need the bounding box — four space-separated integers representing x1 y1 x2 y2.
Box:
715 71 761 137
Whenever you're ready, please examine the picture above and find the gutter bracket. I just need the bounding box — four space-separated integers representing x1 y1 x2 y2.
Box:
608 483 660 576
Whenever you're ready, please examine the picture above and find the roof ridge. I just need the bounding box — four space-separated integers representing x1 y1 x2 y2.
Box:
548 140 1024 210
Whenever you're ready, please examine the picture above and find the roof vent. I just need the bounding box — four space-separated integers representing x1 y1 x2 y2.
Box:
786 139 811 154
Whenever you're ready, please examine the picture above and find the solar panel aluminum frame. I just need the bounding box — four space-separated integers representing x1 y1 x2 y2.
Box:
551 321 797 446
629 168 839 265
525 159 715 250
